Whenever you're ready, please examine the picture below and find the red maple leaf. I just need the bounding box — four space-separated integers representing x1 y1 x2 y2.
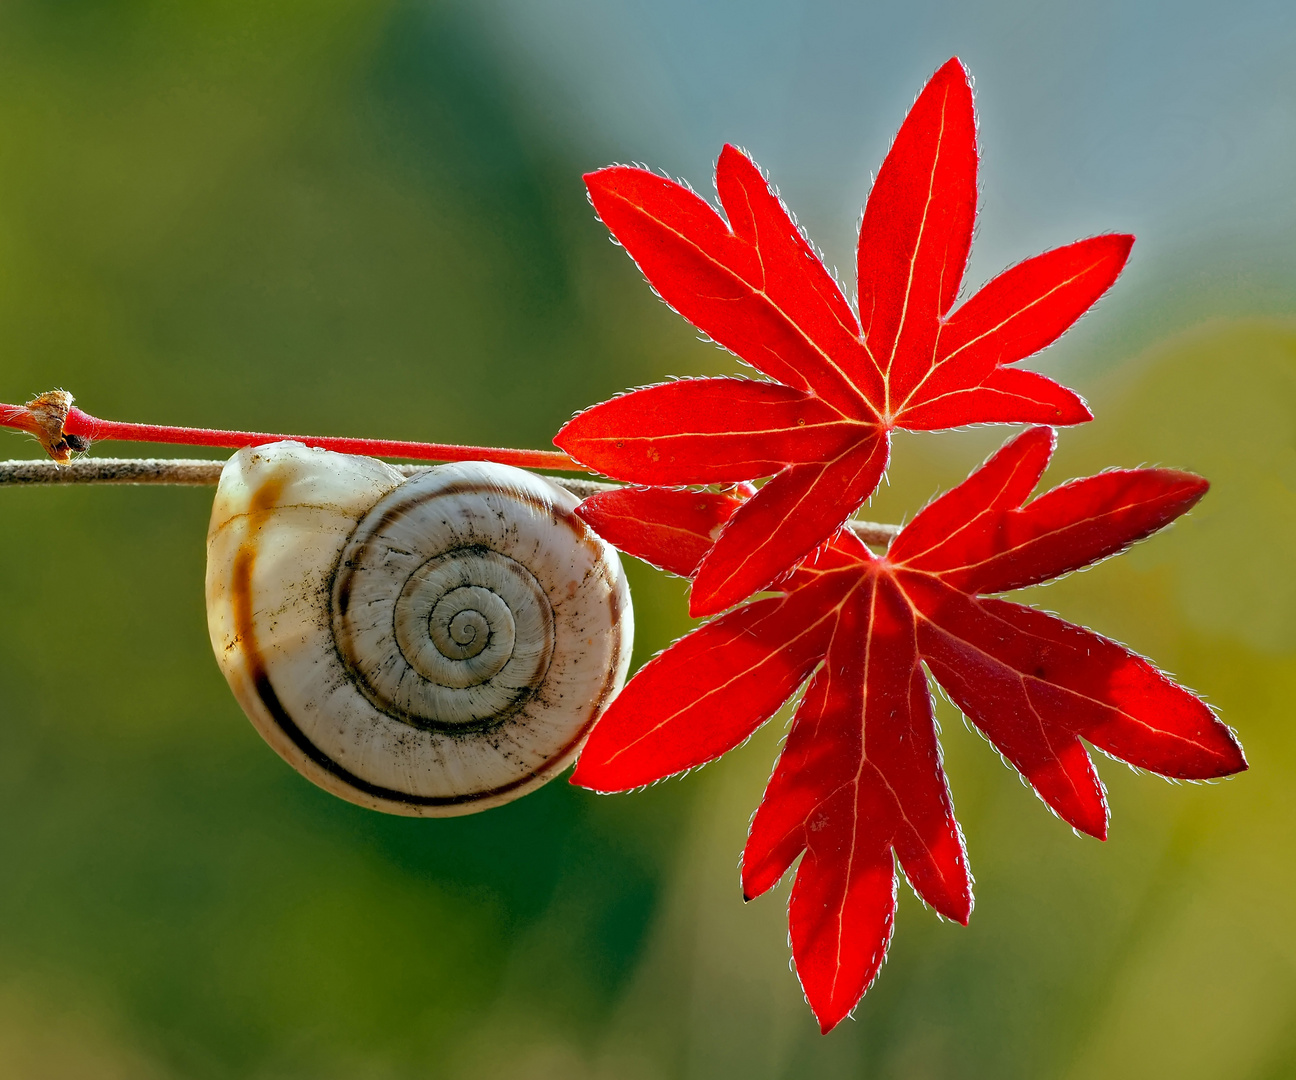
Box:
556 58 1133 618
571 427 1245 1032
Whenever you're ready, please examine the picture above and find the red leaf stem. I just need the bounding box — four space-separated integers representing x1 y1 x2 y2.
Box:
0 394 588 473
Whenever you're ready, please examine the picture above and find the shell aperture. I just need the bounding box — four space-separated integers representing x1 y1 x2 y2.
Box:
205 442 633 816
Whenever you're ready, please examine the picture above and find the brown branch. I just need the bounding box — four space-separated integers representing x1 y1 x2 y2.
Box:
0 457 228 485
0 458 901 544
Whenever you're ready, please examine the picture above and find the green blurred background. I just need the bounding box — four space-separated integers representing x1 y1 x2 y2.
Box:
0 1 1293 1076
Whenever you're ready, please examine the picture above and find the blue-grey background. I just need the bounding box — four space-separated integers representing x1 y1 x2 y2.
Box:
0 2 1292 1077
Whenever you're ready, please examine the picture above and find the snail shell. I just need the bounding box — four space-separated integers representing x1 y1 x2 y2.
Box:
205 441 633 816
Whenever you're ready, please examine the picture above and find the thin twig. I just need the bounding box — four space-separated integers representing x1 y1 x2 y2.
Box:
0 457 622 494
0 457 228 485
0 458 901 544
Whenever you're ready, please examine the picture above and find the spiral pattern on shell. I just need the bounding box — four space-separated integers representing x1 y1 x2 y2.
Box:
205 442 633 816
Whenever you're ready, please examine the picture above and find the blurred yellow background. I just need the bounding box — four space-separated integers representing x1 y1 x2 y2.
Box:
0 2 1293 1077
